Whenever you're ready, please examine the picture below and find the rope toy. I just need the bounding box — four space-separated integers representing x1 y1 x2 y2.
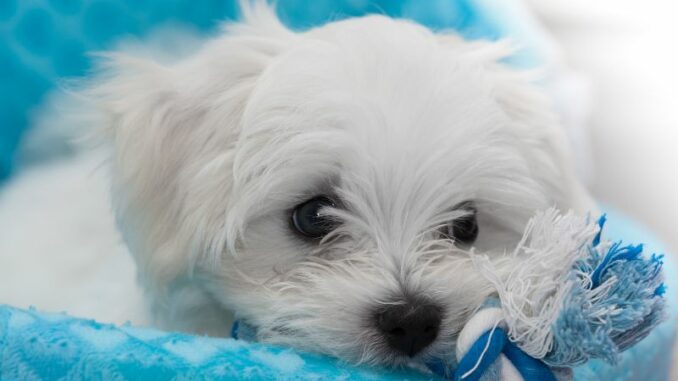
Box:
234 209 666 380
425 300 562 381
424 209 666 380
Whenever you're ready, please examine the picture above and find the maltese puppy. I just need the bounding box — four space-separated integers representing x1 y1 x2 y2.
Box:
0 1 594 368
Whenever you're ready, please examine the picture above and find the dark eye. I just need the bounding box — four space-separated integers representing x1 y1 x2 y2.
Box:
291 196 337 239
441 202 479 247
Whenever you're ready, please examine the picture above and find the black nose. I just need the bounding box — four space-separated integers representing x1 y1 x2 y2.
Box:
375 300 442 357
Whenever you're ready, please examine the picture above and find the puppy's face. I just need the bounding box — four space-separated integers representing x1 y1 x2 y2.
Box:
95 6 581 366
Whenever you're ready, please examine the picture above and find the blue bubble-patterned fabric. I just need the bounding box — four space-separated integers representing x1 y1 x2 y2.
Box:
0 0 544 182
0 305 439 381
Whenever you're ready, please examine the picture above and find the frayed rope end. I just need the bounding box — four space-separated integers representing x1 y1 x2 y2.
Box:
471 208 667 368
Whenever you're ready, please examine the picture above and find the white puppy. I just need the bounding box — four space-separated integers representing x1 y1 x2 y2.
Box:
0 2 594 368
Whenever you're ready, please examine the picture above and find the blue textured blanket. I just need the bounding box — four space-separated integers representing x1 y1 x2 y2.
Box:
0 305 438 381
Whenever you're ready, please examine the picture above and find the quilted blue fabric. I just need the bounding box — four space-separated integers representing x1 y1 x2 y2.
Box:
0 0 542 182
0 209 675 380
0 306 439 381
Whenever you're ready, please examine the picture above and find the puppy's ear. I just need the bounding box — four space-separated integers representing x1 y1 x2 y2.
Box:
88 2 292 292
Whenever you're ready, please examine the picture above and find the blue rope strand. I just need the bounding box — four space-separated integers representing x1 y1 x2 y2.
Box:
502 341 556 381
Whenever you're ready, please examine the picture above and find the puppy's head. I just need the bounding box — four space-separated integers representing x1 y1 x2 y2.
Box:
91 2 589 366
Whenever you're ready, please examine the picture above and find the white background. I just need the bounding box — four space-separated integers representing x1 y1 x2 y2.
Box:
527 0 678 254
527 0 678 373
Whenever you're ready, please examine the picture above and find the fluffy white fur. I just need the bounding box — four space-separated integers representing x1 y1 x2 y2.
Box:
0 2 595 367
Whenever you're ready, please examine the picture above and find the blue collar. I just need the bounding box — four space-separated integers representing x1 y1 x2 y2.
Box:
230 319 257 342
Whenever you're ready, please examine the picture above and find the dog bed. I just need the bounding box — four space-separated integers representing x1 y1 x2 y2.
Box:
1 207 675 380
